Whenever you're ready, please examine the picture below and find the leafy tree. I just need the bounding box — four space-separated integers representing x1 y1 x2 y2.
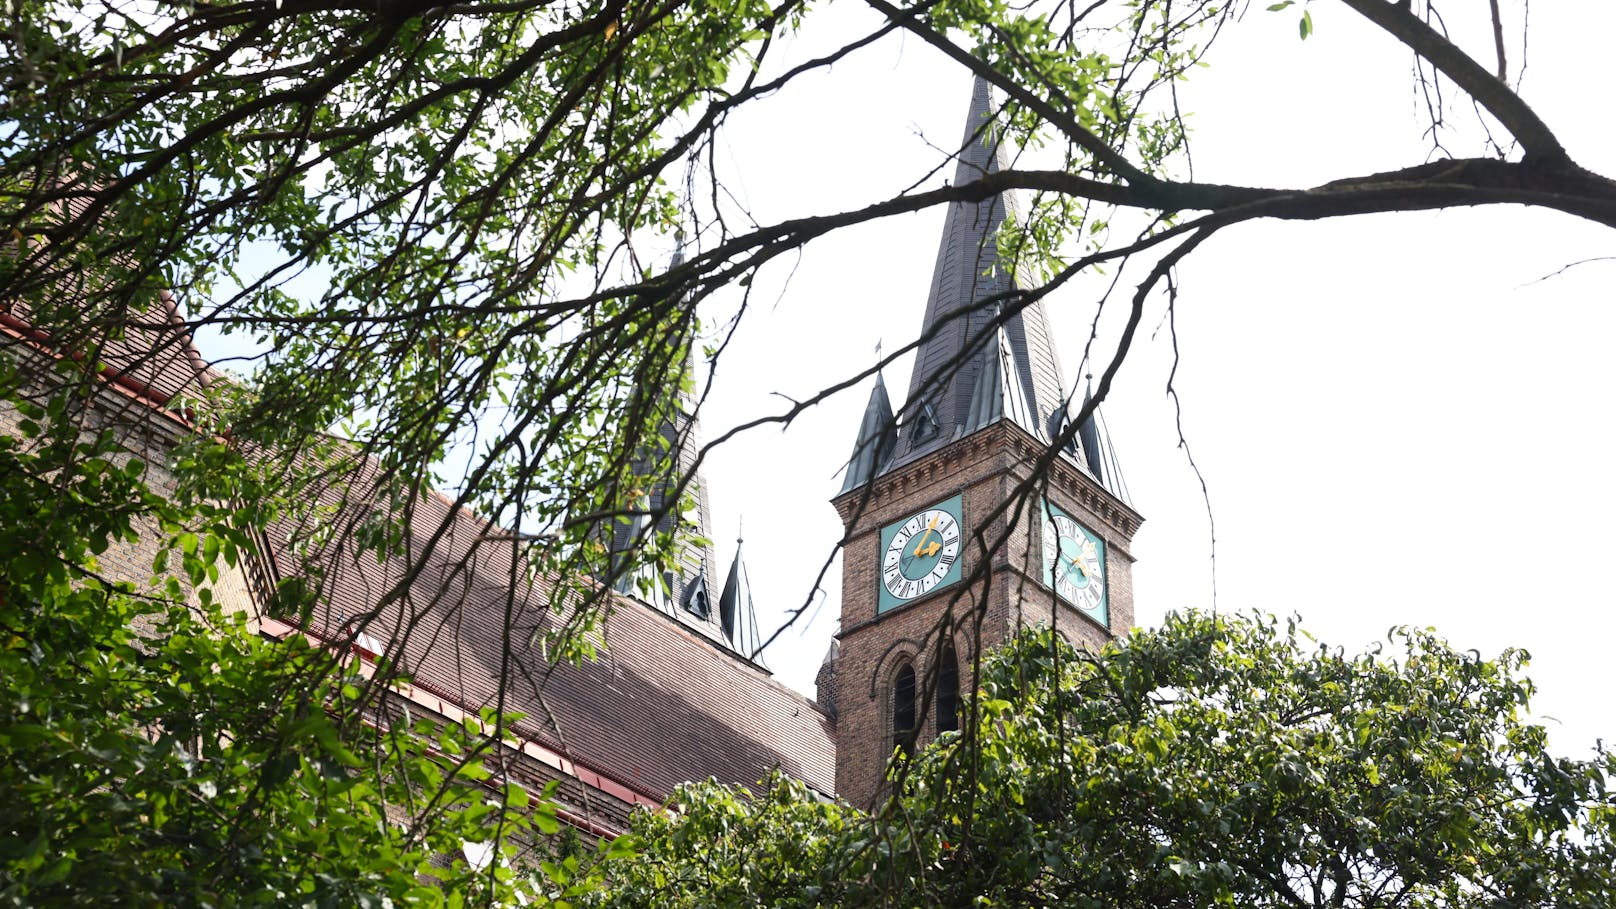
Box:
580 775 851 908
4 0 1615 903
0 363 547 907
4 0 1613 585
588 613 1616 909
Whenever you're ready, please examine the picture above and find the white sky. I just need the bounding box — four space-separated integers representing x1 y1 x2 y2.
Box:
688 1 1616 758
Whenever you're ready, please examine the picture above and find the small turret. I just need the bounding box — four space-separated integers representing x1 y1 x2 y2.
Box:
1062 376 1130 504
814 639 840 717
718 538 765 666
840 372 897 494
961 306 1034 437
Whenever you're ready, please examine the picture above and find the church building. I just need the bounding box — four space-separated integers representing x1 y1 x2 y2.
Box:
0 76 1142 833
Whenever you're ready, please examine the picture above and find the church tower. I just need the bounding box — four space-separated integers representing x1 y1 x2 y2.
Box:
825 77 1144 808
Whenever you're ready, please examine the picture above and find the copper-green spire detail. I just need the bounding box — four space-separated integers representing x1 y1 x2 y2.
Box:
963 305 1034 437
840 371 897 494
1071 375 1130 503
719 537 766 667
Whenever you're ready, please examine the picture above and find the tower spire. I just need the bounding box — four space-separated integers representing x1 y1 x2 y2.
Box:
883 75 1070 474
841 368 897 494
608 241 725 642
824 75 1143 810
718 532 765 666
1069 374 1130 503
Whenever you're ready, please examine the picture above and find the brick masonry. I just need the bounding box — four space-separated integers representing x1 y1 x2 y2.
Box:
0 344 258 622
829 420 1142 808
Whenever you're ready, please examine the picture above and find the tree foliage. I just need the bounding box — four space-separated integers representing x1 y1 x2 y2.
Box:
5 0 1613 590
589 613 1616 909
0 363 546 907
4 0 1616 903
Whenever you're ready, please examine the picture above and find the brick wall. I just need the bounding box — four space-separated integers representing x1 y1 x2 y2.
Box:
0 344 258 622
830 421 1142 808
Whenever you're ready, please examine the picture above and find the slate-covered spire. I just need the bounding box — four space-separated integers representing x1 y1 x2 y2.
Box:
612 488 664 605
609 242 724 644
1068 376 1131 503
840 370 897 494
718 537 765 666
962 305 1034 436
814 638 840 716
887 75 1068 473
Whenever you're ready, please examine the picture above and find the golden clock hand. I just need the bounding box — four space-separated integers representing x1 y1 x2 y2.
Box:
911 514 941 557
919 540 941 558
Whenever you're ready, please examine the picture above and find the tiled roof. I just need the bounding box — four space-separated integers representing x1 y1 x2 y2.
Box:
3 181 215 414
3 293 837 803
274 462 836 801
1 287 215 420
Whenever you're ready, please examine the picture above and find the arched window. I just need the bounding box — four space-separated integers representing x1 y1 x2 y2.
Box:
936 643 960 734
892 662 917 753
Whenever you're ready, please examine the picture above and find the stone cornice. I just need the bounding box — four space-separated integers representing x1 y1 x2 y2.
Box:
831 422 1006 526
834 420 1144 541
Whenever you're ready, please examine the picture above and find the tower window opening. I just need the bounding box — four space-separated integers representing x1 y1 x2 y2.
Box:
937 643 960 734
909 403 939 443
682 574 710 619
893 663 917 754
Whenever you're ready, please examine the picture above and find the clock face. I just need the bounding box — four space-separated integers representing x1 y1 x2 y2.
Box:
878 495 964 613
1042 501 1107 623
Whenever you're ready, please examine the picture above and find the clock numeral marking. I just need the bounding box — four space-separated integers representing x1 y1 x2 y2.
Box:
1040 501 1106 614
881 501 967 605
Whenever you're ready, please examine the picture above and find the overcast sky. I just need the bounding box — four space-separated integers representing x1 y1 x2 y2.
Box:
687 1 1616 757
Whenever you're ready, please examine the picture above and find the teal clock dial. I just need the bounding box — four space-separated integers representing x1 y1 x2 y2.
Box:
1042 501 1107 623
878 495 964 613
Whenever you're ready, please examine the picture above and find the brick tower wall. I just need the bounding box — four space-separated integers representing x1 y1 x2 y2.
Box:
830 422 1141 808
